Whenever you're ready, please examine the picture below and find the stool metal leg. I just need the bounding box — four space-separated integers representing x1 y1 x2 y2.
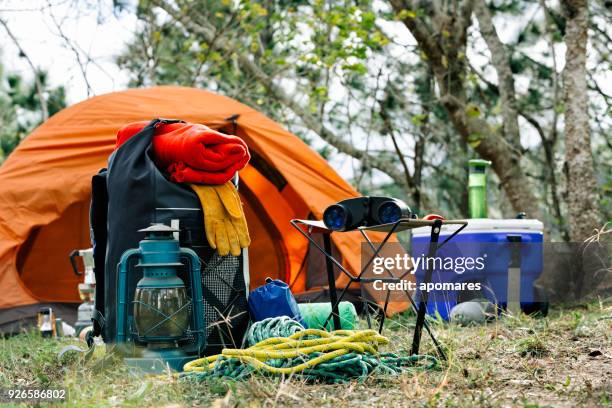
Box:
323 233 341 330
411 219 442 356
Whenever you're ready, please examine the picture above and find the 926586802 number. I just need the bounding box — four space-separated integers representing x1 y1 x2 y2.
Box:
1 388 67 402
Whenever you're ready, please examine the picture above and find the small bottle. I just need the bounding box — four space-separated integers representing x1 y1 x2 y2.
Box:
55 318 64 337
37 308 55 338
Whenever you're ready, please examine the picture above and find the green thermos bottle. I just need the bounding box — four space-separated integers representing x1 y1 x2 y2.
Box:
468 159 492 218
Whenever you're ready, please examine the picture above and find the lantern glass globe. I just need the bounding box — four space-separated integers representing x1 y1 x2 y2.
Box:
133 286 190 340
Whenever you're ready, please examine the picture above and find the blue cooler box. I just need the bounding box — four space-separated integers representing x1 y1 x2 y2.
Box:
411 219 543 320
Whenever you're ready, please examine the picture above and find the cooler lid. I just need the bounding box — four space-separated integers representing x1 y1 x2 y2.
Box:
412 218 543 237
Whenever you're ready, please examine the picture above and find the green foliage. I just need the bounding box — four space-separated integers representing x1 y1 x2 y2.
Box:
0 63 66 163
118 0 609 234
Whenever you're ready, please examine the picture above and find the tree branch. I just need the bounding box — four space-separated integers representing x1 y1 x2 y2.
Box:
0 18 48 120
519 111 546 143
389 0 447 84
378 96 418 200
474 0 521 147
539 0 561 144
46 0 93 97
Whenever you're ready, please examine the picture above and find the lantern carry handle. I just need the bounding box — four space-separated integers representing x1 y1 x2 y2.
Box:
116 249 141 343
180 247 205 353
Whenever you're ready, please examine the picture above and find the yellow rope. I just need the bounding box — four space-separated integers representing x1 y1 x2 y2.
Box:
231 348 349 375
183 329 388 374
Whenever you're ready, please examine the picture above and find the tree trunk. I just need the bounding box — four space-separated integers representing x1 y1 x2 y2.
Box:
562 0 602 241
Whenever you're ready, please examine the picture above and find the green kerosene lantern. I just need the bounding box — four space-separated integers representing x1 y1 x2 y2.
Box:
116 224 205 373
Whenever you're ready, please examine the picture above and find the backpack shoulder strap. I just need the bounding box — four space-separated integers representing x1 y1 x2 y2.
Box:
90 168 108 340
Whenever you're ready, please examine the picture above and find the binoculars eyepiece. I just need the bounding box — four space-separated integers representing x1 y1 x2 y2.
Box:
323 196 412 231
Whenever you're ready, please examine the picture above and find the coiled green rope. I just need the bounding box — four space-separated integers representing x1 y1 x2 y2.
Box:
181 317 439 383
246 316 305 346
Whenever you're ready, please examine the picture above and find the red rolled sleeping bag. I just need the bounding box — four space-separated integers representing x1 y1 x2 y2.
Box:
115 121 250 184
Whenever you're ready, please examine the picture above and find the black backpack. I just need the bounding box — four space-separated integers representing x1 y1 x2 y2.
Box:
89 118 250 354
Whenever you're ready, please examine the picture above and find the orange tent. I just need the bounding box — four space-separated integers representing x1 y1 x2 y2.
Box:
0 86 406 329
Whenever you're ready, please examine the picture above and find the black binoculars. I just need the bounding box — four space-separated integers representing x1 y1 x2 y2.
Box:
323 196 412 231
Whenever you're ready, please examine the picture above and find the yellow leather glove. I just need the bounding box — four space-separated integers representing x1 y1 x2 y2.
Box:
190 182 250 256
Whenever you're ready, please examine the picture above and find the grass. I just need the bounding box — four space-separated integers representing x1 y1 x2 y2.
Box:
0 299 610 407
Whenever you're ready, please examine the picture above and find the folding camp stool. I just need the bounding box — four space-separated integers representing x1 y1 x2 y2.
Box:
290 218 468 361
